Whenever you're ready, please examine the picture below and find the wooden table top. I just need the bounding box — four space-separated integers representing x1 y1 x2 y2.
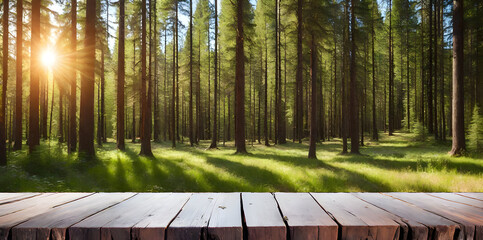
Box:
0 192 481 240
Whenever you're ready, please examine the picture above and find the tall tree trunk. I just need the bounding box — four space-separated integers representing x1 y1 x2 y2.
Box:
59 83 64 142
341 0 348 153
132 39 137 143
29 0 40 153
117 0 125 150
427 0 434 134
277 0 285 144
440 0 445 140
164 28 167 141
308 34 317 159
0 0 8 164
98 45 105 146
274 0 279 145
49 78 55 139
209 0 218 149
189 0 194 146
69 0 77 153
175 2 179 142
434 0 439 139
372 0 378 141
350 0 359 154
153 0 159 142
78 0 96 156
406 0 410 131
140 0 153 156
388 0 394 136
333 41 337 139
197 27 201 143
235 0 246 154
296 0 303 143
449 0 465 156
264 20 269 147
13 0 23 150
172 1 177 148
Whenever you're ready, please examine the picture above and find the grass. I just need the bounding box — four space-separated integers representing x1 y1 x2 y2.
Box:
1 132 482 192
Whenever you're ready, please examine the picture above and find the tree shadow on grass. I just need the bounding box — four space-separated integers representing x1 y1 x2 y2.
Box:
333 155 483 175
204 154 393 192
204 156 297 192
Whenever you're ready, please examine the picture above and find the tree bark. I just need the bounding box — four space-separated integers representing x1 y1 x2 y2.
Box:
449 0 465 156
349 0 359 154
29 0 40 153
372 0 378 141
388 0 394 136
0 0 9 164
189 0 194 146
264 18 269 147
78 0 96 156
296 0 303 143
13 0 23 150
209 0 218 149
117 0 125 150
69 0 77 153
308 34 317 159
140 0 153 156
235 0 246 154
172 0 177 148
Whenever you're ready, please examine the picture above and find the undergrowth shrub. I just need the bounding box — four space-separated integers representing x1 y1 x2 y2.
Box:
468 106 483 154
412 121 427 142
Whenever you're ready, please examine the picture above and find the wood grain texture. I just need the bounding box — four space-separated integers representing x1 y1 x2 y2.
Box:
455 193 483 202
207 193 243 240
311 193 400 240
427 193 483 209
132 193 191 240
0 193 41 205
353 192 460 240
166 193 218 240
71 193 190 240
387 192 483 240
242 193 286 240
12 193 134 240
275 192 337 240
0 193 91 240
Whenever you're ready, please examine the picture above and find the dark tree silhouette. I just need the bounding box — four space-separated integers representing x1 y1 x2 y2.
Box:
117 0 125 150
235 0 247 154
449 0 465 156
78 0 96 156
29 0 41 153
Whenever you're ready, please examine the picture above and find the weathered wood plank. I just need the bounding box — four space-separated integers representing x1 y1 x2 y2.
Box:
311 193 400 240
71 193 188 240
427 193 483 209
353 192 460 240
387 192 483 240
456 193 483 201
0 193 41 205
131 193 191 240
0 193 91 240
242 193 286 240
166 193 219 240
207 193 243 240
275 192 338 240
12 193 134 240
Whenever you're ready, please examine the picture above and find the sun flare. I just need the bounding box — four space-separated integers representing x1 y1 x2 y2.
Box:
41 49 56 68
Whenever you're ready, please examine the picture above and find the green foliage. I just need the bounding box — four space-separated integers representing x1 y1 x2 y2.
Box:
468 106 483 153
411 121 427 142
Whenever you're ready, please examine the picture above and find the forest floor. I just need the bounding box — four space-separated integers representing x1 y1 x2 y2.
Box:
1 132 482 192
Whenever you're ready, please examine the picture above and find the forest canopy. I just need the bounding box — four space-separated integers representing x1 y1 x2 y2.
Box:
0 0 482 164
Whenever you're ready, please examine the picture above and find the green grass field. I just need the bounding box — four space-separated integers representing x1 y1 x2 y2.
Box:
1 132 482 192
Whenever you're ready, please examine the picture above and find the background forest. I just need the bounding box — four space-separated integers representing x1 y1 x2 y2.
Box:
0 0 482 192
